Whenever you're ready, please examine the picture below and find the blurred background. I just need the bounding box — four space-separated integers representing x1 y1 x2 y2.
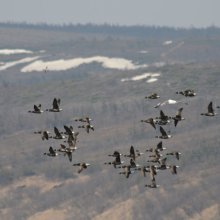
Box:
0 1 220 219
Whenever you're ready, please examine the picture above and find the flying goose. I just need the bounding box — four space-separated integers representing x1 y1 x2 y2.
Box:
45 98 62 112
145 180 160 188
73 163 90 173
146 165 158 181
147 155 161 163
154 110 171 125
156 141 166 151
65 138 78 151
172 108 185 127
55 144 68 153
64 132 79 143
155 110 171 121
145 92 160 99
146 148 159 154
135 166 160 177
28 104 43 114
149 150 163 158
123 146 144 160
119 165 134 178
155 126 172 139
54 144 76 162
167 165 179 174
108 151 123 157
64 151 73 162
104 154 124 168
78 124 94 133
118 158 141 169
155 158 169 170
166 151 181 160
146 142 166 153
60 125 75 135
52 127 67 139
201 102 218 116
140 118 156 130
176 89 197 97
43 66 49 73
75 116 92 124
34 131 51 140
154 100 188 108
135 166 149 177
43 146 59 157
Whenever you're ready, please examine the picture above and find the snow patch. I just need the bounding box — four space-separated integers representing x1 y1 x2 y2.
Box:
121 72 160 82
0 49 33 55
21 56 148 72
151 73 161 77
147 78 158 83
0 57 40 71
137 51 148 53
163 41 172 45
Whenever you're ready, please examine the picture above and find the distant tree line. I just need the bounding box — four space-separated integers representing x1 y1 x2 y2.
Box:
0 22 220 39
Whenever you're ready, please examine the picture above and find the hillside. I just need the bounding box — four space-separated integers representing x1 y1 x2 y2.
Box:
0 26 220 220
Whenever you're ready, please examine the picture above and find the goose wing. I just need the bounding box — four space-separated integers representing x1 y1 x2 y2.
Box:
160 126 167 136
69 126 73 131
115 154 121 163
130 158 136 167
174 120 179 127
141 167 146 177
84 125 89 133
114 151 120 157
160 110 167 121
171 166 176 175
174 152 179 160
64 125 72 134
176 108 183 117
73 132 79 138
148 118 156 130
130 146 135 155
42 131 49 140
60 144 66 150
54 127 61 137
67 152 72 162
53 98 59 109
151 92 157 98
67 134 74 142
38 104 41 110
208 102 214 113
85 117 90 124
150 171 155 181
57 99 61 108
78 166 84 173
151 180 156 187
49 147 55 154
68 140 76 149
34 105 40 111
160 158 167 166
157 141 162 150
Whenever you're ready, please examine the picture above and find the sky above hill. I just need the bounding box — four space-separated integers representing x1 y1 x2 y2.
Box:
0 0 219 28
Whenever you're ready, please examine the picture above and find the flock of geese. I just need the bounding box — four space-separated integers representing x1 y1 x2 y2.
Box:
28 88 217 188
29 98 92 173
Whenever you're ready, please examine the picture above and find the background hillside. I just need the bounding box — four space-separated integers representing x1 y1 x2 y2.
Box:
0 24 220 220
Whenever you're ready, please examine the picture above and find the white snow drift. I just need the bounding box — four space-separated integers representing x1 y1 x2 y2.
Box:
0 49 33 55
21 56 148 72
163 41 172 45
121 72 161 83
0 57 39 71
